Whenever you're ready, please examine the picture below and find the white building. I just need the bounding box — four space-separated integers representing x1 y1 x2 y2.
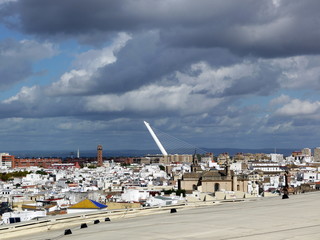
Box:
121 189 149 202
146 195 181 207
269 153 284 162
0 153 11 168
230 162 242 172
251 162 284 172
1 210 46 224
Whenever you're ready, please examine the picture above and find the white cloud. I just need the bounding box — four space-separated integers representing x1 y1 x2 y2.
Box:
270 94 291 106
84 83 223 115
73 32 130 70
3 85 40 104
175 61 258 96
275 98 320 116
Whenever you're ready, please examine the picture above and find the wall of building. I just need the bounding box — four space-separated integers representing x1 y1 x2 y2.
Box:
160 154 193 164
106 202 141 210
2 154 15 168
314 148 320 162
13 158 62 168
202 181 232 192
180 179 200 193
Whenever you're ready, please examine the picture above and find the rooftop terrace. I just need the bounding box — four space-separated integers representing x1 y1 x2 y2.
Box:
2 192 320 240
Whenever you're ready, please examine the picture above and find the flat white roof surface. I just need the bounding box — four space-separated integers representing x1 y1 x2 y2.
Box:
11 192 320 240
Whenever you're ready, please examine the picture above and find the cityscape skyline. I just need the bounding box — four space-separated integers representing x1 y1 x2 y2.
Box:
2 147 319 160
1 1 320 150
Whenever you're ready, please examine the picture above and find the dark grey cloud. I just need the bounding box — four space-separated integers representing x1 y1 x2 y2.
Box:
2 0 320 57
222 64 281 97
6 0 261 34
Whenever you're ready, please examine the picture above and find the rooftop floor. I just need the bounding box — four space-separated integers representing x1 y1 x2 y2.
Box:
7 192 320 240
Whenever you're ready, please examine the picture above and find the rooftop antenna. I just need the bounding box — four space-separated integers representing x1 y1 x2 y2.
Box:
144 121 168 156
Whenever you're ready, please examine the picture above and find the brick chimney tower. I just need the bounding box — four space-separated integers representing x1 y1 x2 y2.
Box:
97 144 103 166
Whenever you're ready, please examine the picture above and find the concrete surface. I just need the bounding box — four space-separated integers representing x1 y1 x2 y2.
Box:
6 192 320 240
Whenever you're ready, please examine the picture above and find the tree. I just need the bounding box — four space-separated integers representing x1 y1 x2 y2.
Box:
36 170 48 175
0 171 30 182
159 165 165 171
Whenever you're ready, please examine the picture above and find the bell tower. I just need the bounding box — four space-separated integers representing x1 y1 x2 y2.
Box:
97 145 103 167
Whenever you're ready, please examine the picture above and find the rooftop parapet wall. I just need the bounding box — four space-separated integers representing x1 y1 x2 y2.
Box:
1 197 252 239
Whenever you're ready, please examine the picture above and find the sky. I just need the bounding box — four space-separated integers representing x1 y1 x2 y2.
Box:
1 0 320 152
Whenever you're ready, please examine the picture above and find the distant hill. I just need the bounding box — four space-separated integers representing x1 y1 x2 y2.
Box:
9 148 297 158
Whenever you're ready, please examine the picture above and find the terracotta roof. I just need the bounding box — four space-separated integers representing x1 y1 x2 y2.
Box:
183 172 202 179
202 171 221 177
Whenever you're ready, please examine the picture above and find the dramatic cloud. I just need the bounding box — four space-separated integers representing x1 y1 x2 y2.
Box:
2 0 320 57
47 32 131 96
1 0 320 151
